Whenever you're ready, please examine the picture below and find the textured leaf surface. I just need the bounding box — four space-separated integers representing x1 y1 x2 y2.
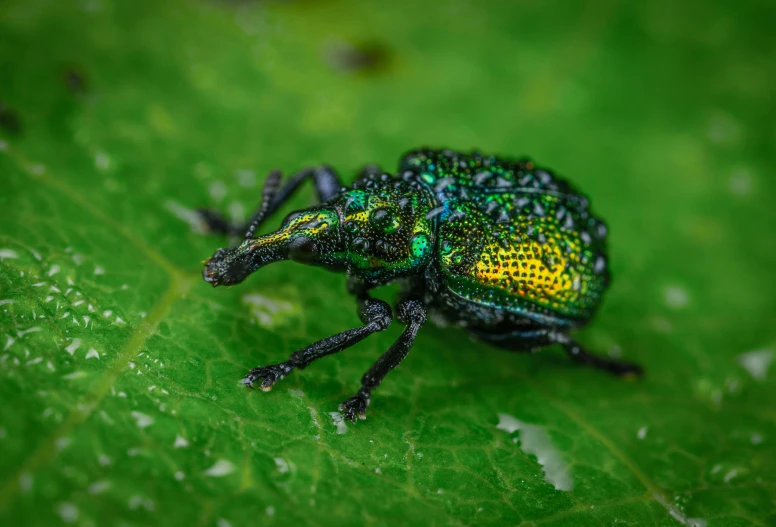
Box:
1 1 775 526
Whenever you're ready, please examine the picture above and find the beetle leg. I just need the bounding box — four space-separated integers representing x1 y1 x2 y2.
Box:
339 299 427 422
550 332 644 377
198 165 344 237
242 298 392 390
472 328 643 377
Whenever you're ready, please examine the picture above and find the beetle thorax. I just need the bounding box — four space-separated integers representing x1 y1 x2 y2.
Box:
333 173 436 283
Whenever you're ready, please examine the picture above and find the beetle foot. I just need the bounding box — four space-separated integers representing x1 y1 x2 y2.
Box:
338 389 371 422
242 362 294 391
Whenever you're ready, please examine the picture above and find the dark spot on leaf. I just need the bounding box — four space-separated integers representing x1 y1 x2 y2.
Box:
324 39 392 75
63 66 88 95
0 101 21 135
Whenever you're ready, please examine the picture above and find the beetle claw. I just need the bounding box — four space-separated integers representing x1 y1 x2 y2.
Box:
339 391 371 422
242 363 293 393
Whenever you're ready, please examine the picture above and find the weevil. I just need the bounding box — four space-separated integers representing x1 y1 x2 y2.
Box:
200 149 642 422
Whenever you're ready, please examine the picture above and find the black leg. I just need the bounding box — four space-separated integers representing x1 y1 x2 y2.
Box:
551 332 643 376
242 298 392 390
474 327 643 377
198 165 344 237
470 327 554 351
339 299 427 422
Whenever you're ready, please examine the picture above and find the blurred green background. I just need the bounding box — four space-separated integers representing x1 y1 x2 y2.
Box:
1 0 775 526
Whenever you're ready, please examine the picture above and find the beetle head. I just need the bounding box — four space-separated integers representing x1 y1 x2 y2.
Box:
203 173 436 287
203 206 344 286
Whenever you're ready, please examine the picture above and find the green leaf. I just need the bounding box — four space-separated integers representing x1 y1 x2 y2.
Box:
1 1 774 526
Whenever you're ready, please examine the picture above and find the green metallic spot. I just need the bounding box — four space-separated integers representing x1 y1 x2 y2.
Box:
410 233 431 261
344 190 369 212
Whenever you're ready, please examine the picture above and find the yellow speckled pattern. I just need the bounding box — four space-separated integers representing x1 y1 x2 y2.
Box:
475 240 578 309
248 209 338 248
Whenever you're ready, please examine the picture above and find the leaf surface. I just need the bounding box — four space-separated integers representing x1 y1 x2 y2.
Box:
1 1 775 526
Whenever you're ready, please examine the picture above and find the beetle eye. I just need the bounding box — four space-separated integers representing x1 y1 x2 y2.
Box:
288 236 318 262
370 207 400 234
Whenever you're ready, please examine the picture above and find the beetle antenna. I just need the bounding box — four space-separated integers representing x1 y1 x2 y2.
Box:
244 170 282 239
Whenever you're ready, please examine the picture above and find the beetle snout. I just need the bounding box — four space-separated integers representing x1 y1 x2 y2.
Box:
202 247 249 287
203 249 227 286
202 261 220 286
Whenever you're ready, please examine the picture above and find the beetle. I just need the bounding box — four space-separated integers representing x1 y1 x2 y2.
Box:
199 148 642 422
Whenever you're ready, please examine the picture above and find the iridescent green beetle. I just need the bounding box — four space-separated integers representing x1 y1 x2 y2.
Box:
199 149 642 421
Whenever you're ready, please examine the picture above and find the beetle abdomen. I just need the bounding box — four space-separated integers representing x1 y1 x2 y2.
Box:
402 148 610 325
